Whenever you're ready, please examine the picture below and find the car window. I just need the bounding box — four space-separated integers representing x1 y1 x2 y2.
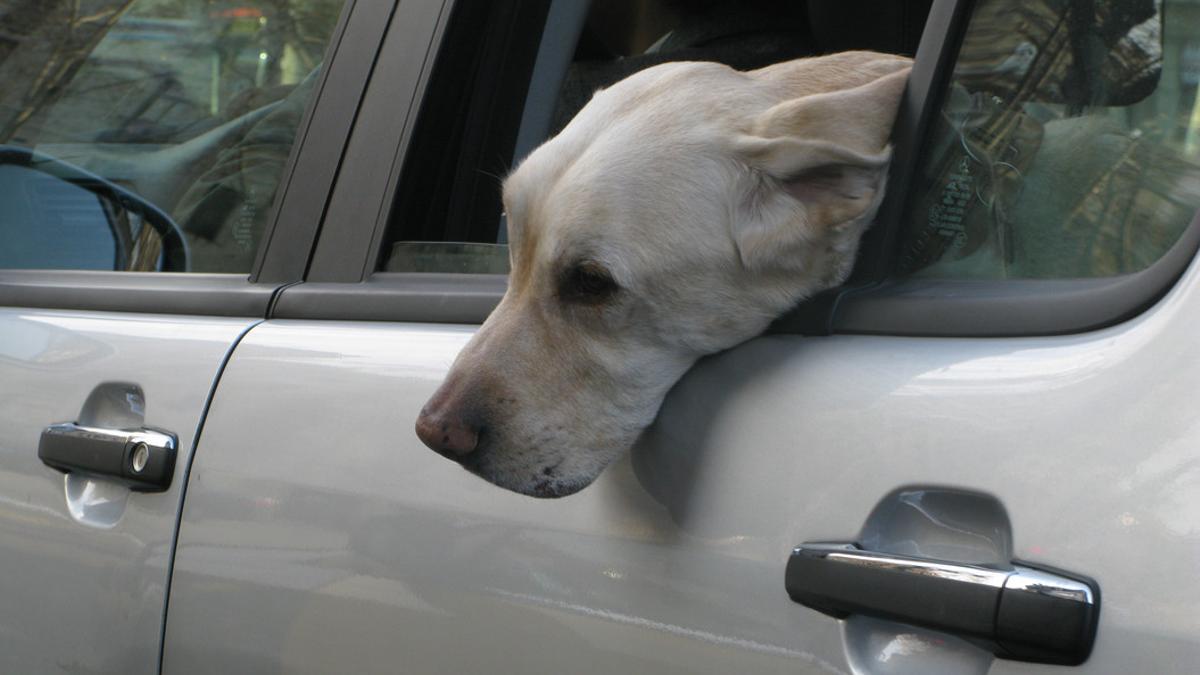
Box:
897 0 1200 280
0 0 346 273
379 0 836 276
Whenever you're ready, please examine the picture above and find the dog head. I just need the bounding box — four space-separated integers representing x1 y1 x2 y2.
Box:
416 52 911 497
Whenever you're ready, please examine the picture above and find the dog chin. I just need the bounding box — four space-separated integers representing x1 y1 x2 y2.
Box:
472 467 591 499
461 456 596 499
522 477 591 499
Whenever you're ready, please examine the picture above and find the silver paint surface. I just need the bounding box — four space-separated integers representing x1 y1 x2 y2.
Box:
162 243 1200 674
0 309 252 674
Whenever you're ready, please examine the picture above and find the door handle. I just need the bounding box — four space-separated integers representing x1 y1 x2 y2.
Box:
38 422 177 492
786 542 1099 666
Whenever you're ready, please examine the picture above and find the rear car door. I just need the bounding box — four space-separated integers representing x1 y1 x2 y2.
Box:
0 1 370 671
162 0 1200 673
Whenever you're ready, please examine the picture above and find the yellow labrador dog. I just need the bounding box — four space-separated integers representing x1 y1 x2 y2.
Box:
416 51 911 497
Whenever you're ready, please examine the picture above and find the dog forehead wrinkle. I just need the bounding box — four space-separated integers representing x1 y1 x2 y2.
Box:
503 178 558 296
505 142 613 296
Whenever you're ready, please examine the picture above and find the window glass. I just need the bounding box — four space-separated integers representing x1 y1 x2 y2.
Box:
0 0 346 273
899 0 1200 279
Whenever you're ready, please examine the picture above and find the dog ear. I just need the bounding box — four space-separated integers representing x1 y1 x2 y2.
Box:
731 68 909 272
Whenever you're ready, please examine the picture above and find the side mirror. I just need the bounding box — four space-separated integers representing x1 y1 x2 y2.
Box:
0 145 190 272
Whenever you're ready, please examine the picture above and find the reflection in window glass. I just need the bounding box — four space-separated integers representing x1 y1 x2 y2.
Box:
900 0 1200 279
0 0 346 272
0 165 116 270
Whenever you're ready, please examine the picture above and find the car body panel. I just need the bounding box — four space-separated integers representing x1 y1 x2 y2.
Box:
161 320 847 674
4 0 1199 672
0 309 254 674
162 245 1200 673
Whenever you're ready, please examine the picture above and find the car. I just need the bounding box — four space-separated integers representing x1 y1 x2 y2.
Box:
1 0 1198 673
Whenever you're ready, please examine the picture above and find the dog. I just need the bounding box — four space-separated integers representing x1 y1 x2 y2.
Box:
416 51 911 497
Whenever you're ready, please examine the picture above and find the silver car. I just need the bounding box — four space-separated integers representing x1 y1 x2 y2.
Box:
1 0 1197 673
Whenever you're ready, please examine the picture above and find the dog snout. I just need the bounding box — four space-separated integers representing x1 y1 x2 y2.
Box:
415 382 482 461
415 406 480 460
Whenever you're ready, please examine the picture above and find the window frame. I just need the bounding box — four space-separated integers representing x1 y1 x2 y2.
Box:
0 0 393 317
277 0 1200 338
273 0 543 320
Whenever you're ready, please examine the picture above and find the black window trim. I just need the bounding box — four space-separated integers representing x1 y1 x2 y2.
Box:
302 0 456 284
275 0 1200 339
297 0 556 284
252 0 399 285
0 0 393 317
274 0 541 321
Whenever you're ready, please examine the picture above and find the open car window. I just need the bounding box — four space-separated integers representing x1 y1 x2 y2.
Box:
378 0 930 276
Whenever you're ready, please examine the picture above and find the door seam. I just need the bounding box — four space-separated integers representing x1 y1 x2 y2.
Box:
155 318 264 674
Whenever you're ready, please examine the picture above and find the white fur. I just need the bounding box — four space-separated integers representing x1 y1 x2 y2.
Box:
417 52 912 497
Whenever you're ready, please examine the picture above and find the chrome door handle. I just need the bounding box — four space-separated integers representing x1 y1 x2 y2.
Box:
38 422 177 492
786 543 1100 666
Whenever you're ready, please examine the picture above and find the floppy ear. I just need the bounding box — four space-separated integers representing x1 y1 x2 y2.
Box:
731 68 909 271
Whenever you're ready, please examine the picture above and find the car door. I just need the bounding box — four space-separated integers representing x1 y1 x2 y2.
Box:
161 0 1200 673
0 1 372 672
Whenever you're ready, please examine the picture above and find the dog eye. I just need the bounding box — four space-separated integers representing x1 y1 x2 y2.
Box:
561 261 619 303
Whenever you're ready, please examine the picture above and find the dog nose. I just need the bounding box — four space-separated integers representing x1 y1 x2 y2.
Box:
415 406 480 460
